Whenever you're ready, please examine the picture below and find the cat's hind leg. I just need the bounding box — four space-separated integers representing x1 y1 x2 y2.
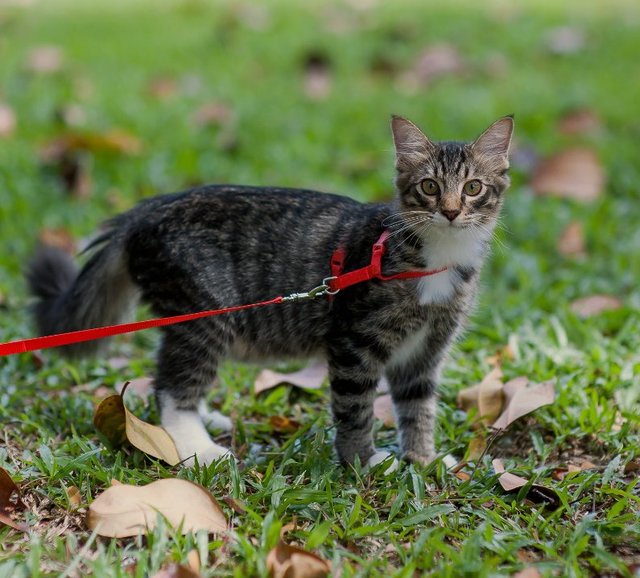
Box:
155 319 233 466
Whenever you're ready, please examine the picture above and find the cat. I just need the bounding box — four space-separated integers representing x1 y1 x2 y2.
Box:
27 115 513 469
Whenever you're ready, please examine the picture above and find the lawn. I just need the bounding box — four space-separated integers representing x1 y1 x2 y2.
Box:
0 0 639 576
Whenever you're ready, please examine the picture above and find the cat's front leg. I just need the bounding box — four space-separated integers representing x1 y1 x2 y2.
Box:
386 366 440 466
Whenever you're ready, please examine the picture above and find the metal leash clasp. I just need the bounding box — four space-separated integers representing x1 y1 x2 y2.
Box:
281 277 339 303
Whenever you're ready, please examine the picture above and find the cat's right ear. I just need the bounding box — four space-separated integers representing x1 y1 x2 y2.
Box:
391 116 435 167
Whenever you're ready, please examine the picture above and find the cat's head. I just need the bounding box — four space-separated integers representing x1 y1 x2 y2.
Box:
390 115 513 235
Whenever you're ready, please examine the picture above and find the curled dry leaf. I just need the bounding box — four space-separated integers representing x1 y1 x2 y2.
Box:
39 228 76 254
373 394 395 426
401 43 464 89
27 45 64 73
557 221 586 258
40 130 141 161
558 108 602 135
93 383 180 465
492 459 559 507
457 366 504 424
531 148 605 202
0 103 17 138
65 485 82 508
570 295 622 317
255 361 328 394
150 563 202 578
115 376 153 400
0 467 28 532
491 378 555 430
266 540 331 578
270 415 301 434
87 478 227 538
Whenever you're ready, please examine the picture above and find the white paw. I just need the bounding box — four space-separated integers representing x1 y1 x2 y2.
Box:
200 409 233 432
180 441 234 467
365 450 399 474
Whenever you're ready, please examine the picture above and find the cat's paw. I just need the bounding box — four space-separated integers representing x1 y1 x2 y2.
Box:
365 450 399 474
402 450 436 467
180 441 234 467
200 409 233 432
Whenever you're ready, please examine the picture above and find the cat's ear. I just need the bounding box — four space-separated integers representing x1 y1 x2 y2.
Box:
471 116 514 158
391 115 435 162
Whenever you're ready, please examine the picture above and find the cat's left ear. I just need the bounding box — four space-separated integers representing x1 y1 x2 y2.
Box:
471 116 514 158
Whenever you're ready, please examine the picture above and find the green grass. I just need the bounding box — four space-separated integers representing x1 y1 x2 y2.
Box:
1 0 639 576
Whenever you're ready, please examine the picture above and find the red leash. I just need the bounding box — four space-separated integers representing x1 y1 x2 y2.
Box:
0 231 447 357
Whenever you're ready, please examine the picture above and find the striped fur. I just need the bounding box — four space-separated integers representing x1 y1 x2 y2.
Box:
27 116 513 467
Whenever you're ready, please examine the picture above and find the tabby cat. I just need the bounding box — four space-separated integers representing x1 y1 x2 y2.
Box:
27 115 513 468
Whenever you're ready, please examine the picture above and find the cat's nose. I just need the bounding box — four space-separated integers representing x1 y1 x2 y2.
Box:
441 209 461 222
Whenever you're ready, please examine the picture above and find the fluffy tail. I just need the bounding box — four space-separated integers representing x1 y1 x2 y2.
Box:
26 236 139 357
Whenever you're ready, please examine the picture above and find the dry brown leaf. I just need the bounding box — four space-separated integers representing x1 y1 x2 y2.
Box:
402 43 464 89
570 295 622 317
39 228 77 254
0 103 16 138
87 478 227 538
223 495 247 515
557 221 586 258
266 540 331 578
255 361 328 394
150 563 202 578
116 376 153 400
27 45 64 73
93 384 180 465
373 394 395 426
492 459 559 507
41 130 142 161
531 148 605 202
191 102 233 128
513 567 542 578
303 53 332 101
457 367 504 424
147 76 178 100
491 378 555 430
467 433 487 461
558 108 602 135
270 415 301 434
0 467 27 532
186 550 201 574
66 485 82 508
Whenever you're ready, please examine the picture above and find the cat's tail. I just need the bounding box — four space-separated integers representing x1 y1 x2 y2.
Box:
26 233 140 357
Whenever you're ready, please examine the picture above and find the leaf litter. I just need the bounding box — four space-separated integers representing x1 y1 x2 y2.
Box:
570 294 623 317
255 360 328 394
87 478 226 538
266 540 331 578
0 467 28 532
93 381 181 465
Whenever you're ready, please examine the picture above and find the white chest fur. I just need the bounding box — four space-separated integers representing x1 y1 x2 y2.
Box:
417 227 486 305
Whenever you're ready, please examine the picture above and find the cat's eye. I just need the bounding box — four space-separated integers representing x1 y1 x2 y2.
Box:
463 180 483 196
419 179 440 196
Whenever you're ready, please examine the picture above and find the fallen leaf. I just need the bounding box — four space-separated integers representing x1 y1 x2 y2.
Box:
186 550 201 574
115 376 153 400
492 459 559 507
147 76 178 100
373 394 395 426
27 45 64 73
0 103 16 138
66 485 82 508
191 102 233 128
56 103 86 127
87 478 227 538
303 52 332 101
266 540 331 578
570 295 622 317
467 433 487 461
557 221 586 258
41 130 141 161
93 394 128 448
223 495 247 515
150 563 202 578
255 361 328 394
93 383 181 465
545 26 585 55
39 228 76 254
531 148 605 202
0 467 28 532
457 367 504 424
558 108 602 135
491 378 555 430
513 567 542 578
270 415 301 434
552 460 598 481
401 43 464 89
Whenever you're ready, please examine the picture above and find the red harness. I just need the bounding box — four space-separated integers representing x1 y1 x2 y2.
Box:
0 230 447 356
